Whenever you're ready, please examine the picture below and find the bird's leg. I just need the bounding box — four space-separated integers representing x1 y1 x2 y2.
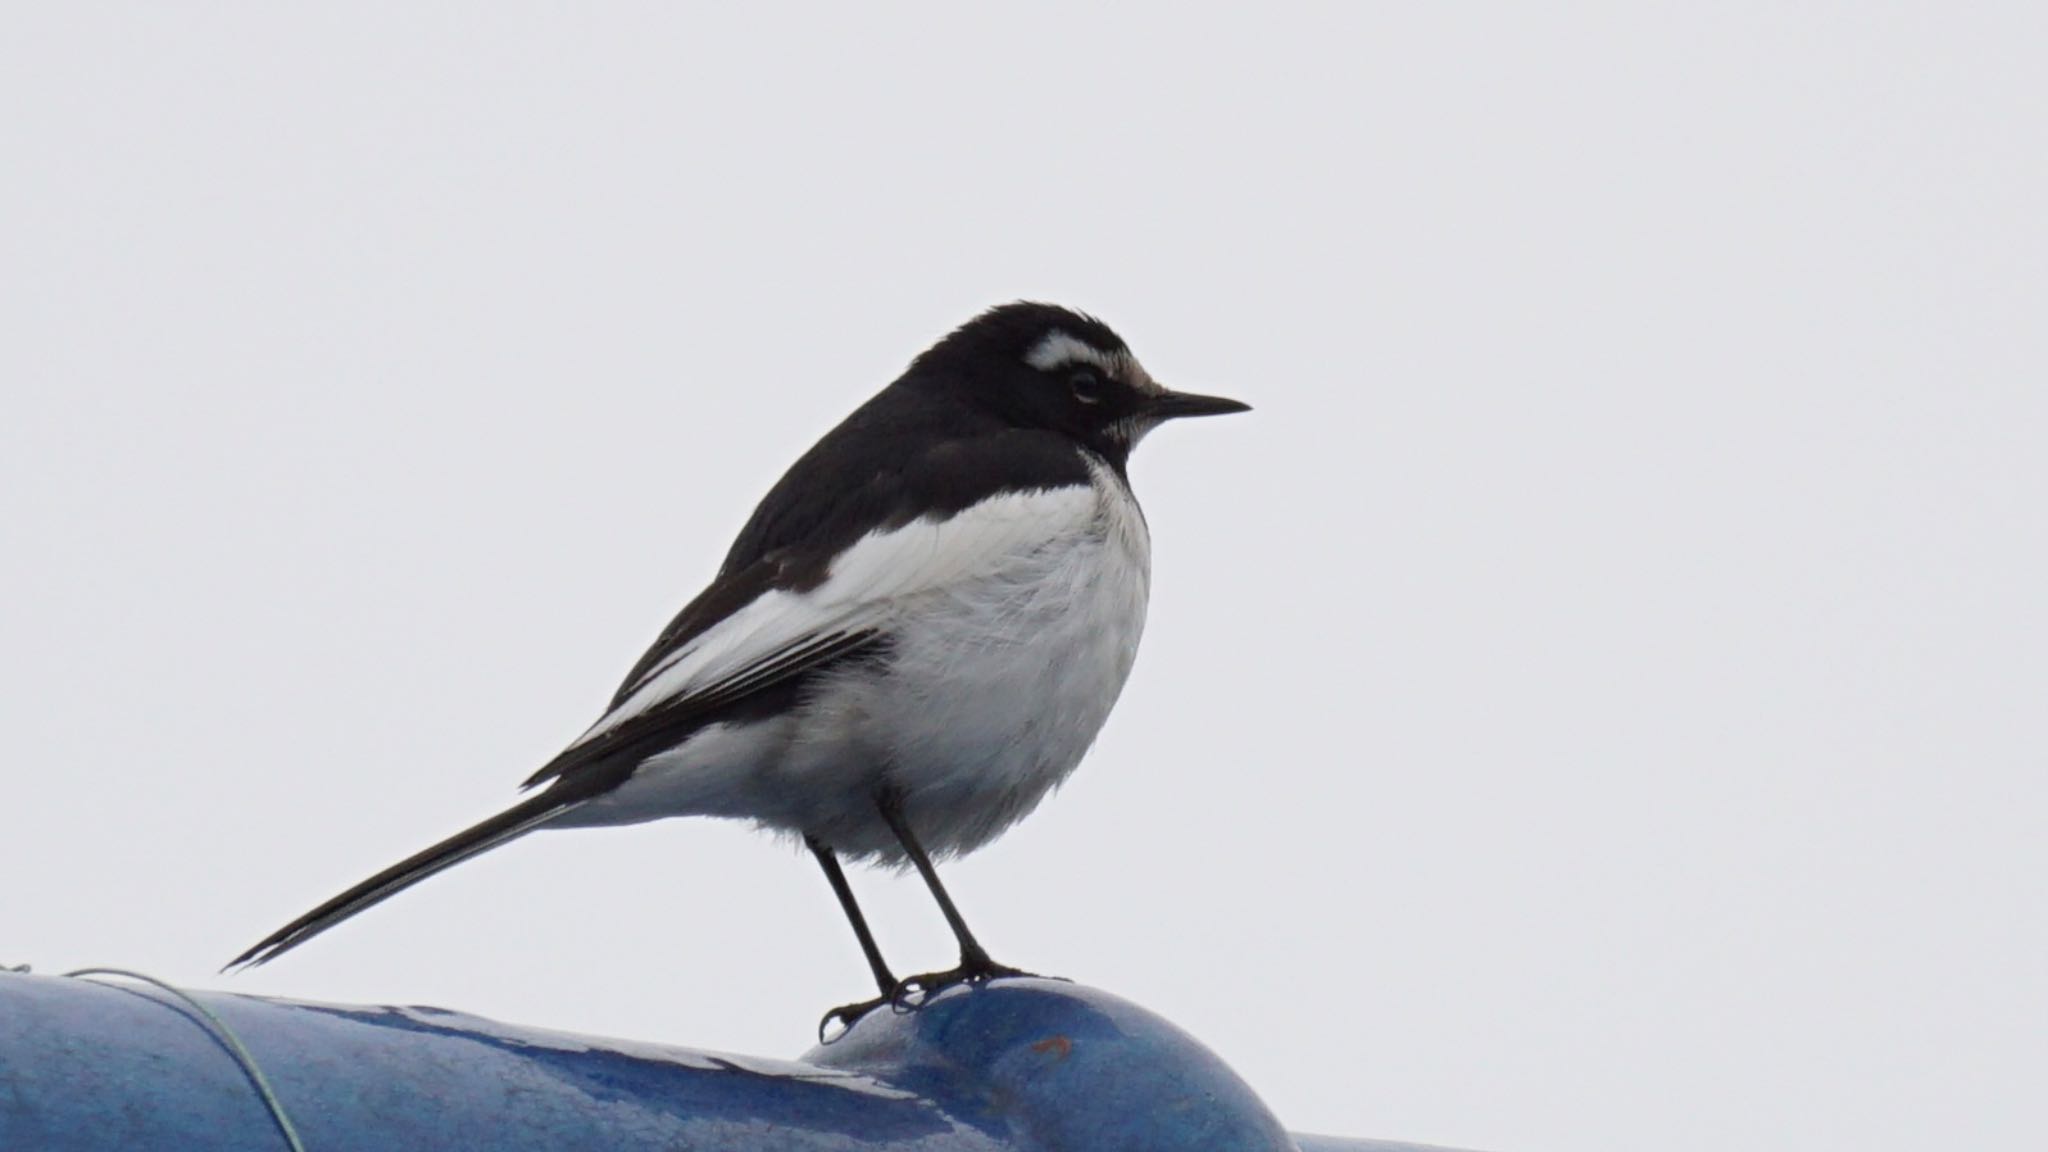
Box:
808 836 896 994
875 786 1030 1002
809 835 900 1043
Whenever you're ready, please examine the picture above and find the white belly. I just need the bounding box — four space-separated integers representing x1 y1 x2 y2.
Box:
563 456 1153 863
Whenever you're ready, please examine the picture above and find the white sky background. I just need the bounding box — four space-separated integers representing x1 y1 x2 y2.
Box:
3 5 2043 1150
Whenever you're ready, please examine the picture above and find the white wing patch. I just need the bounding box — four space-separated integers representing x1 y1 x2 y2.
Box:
571 484 1102 749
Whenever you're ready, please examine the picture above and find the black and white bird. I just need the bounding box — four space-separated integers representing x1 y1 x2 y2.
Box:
228 302 1247 1027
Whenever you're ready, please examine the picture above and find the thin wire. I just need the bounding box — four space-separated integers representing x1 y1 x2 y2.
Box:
64 966 308 1152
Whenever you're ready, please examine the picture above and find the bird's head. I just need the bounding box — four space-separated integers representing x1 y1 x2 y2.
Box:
907 302 1249 465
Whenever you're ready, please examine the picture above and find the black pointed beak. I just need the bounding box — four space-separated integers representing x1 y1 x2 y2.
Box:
1147 389 1252 421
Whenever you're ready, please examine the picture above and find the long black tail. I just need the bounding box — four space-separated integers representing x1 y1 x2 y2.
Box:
225 790 579 971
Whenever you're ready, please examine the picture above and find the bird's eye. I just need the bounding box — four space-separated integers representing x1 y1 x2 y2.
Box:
1068 368 1104 404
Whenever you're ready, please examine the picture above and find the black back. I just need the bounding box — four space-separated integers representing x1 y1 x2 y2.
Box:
721 302 1132 586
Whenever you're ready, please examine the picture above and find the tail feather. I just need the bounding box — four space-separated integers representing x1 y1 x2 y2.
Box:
225 790 577 971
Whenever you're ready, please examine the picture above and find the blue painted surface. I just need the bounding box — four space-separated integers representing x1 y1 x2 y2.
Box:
0 969 1468 1151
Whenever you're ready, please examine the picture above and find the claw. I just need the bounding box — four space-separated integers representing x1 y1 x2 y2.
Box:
817 995 888 1044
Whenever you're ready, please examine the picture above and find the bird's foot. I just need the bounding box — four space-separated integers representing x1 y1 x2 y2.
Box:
817 993 897 1044
889 955 1033 1007
822 957 1049 1040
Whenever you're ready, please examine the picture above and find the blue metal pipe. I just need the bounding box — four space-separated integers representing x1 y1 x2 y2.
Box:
0 969 1458 1152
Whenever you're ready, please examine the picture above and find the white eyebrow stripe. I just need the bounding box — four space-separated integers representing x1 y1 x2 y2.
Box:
1026 330 1120 372
1024 328 1163 395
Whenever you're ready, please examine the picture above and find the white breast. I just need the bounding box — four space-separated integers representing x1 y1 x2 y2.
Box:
784 455 1152 859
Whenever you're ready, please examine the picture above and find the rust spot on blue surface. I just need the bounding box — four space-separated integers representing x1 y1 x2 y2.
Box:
1029 1035 1072 1061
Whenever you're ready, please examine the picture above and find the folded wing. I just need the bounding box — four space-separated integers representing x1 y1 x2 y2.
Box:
528 476 1102 794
